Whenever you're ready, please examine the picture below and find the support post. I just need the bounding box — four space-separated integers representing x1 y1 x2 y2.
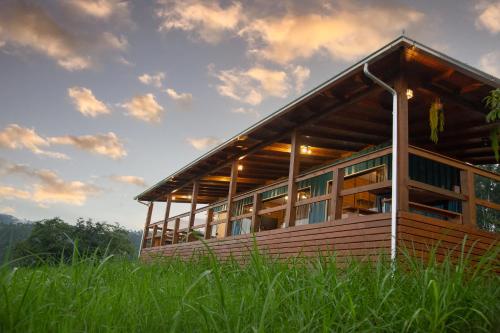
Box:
172 218 180 244
204 209 213 239
284 130 301 227
160 195 171 245
394 72 410 212
224 160 238 237
329 168 344 220
251 192 262 232
187 181 199 241
152 224 158 247
140 202 154 252
460 169 476 226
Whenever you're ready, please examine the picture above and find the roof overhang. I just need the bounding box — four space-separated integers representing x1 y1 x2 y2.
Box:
136 36 500 202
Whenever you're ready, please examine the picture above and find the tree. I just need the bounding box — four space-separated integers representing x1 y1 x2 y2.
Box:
12 218 135 266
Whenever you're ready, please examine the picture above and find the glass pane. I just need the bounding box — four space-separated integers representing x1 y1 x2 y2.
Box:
476 205 500 233
475 174 500 204
232 218 251 236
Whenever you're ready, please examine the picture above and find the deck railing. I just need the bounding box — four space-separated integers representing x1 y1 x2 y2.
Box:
142 146 499 249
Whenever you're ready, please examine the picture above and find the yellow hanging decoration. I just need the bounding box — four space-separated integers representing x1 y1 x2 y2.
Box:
429 98 444 143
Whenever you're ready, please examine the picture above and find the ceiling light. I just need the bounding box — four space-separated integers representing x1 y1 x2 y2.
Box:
237 164 243 171
300 145 312 154
406 88 414 100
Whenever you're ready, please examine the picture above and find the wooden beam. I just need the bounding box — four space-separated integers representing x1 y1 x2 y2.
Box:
460 170 476 227
187 181 199 238
251 192 262 232
330 168 344 220
284 130 301 227
395 73 410 212
140 202 154 251
151 225 158 246
204 209 213 240
202 175 267 185
172 218 180 244
224 160 238 237
160 195 171 245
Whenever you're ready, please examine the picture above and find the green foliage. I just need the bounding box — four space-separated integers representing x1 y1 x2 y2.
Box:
0 222 32 262
429 98 445 143
0 244 498 332
12 218 135 265
484 89 500 161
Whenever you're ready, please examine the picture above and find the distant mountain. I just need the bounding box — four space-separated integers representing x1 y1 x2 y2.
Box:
0 214 25 225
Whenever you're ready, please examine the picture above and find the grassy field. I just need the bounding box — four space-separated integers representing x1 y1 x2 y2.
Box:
0 246 499 332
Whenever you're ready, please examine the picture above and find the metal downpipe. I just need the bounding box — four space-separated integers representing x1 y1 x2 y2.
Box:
363 63 398 264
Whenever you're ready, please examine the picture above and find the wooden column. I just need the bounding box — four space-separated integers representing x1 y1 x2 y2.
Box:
284 130 301 227
152 225 158 247
160 195 171 245
140 202 154 251
251 192 262 232
394 74 410 212
172 218 180 244
204 209 213 240
329 168 344 220
187 181 199 240
224 160 238 237
460 169 476 226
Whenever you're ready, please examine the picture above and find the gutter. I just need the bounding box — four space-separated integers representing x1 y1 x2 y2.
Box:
363 63 398 264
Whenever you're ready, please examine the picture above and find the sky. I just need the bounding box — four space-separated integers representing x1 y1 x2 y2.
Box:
0 0 499 230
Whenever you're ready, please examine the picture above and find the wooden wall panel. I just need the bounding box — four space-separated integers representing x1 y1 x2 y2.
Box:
142 214 392 261
397 211 499 263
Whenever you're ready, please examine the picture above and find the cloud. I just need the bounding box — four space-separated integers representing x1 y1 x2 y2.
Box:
68 86 110 117
138 72 165 88
155 1 423 64
239 3 424 64
0 206 15 214
0 186 30 200
102 31 128 50
110 175 147 187
64 0 130 20
166 88 193 109
0 1 91 70
479 50 500 77
0 124 68 159
122 94 165 123
49 132 127 160
186 137 221 150
117 56 134 66
291 65 311 93
0 160 99 206
475 1 500 34
231 107 260 118
156 0 243 43
209 64 309 105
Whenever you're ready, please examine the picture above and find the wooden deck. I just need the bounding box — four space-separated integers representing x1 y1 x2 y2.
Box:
142 214 392 262
142 212 499 263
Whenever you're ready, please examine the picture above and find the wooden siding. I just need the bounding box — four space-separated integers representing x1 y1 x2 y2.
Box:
142 213 392 262
397 211 499 263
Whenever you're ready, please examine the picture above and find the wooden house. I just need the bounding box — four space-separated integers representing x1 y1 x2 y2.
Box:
136 37 499 262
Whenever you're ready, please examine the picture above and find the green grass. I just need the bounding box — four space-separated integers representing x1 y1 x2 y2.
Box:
0 245 499 332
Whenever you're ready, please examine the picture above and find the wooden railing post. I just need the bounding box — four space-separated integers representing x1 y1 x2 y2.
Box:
204 209 213 240
140 202 154 251
160 195 171 245
460 169 476 226
152 224 158 247
225 160 238 237
394 73 410 212
187 181 199 240
172 218 180 244
285 129 300 227
330 168 344 220
251 192 262 232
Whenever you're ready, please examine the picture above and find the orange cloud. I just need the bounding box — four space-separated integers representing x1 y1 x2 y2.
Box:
49 132 127 160
68 86 111 117
122 94 165 123
110 175 147 187
186 137 220 150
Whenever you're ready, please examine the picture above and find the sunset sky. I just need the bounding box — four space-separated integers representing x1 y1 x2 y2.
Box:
0 0 499 229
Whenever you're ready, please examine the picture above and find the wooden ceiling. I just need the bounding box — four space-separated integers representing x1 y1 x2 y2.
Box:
137 38 499 203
